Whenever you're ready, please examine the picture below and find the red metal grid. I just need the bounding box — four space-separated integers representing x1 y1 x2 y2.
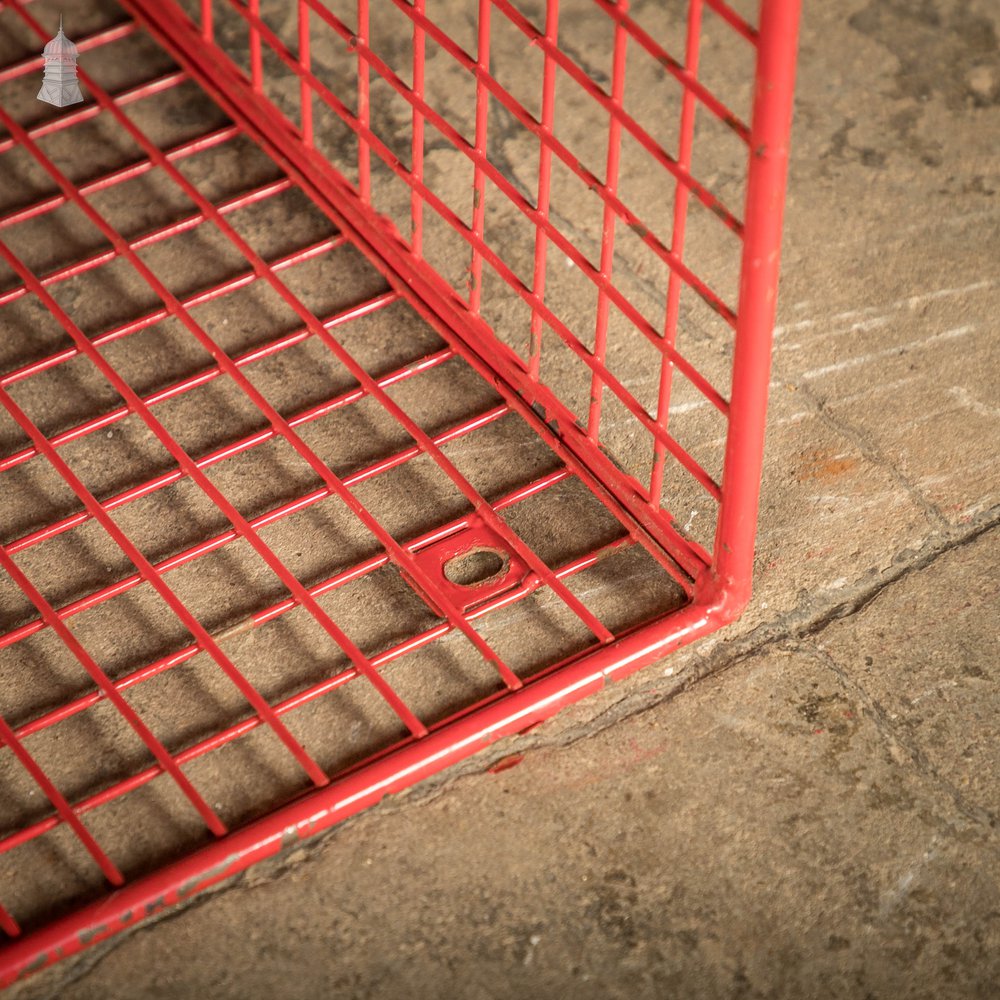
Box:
0 0 800 982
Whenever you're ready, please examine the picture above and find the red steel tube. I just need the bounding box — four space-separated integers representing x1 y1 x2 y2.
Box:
705 0 801 611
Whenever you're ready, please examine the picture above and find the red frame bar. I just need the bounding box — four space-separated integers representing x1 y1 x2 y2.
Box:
0 592 727 981
702 0 800 611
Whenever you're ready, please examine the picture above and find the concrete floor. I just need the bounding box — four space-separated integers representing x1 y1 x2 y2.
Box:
2 0 999 996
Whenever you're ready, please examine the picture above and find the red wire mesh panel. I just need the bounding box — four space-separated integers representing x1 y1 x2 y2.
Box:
0 0 799 982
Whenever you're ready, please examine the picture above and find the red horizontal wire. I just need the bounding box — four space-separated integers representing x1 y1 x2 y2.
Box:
0 21 138 84
588 0 753 138
0 177 292 308
0 124 239 232
0 69 187 157
704 0 759 45
0 901 18 939
491 0 749 207
1 233 349 394
0 711 123 886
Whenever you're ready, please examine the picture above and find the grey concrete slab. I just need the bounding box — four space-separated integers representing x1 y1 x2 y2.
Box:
818 527 1000 826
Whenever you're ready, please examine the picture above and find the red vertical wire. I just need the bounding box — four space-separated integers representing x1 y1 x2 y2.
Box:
468 0 491 313
650 0 703 505
298 0 313 145
249 0 262 92
585 0 629 439
0 902 18 938
0 545 227 838
410 0 426 255
0 712 123 886
201 0 213 42
357 0 371 201
527 0 560 379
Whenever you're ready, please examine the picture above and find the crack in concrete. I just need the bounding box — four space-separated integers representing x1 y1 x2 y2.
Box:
790 637 998 836
22 505 1000 999
791 380 951 533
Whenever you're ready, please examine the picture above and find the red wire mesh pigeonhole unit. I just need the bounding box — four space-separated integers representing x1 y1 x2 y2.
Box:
0 0 800 982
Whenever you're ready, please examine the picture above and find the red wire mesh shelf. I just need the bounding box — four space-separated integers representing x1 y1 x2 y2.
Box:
0 0 799 982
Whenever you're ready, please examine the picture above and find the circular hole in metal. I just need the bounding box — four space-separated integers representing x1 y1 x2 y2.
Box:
442 547 508 588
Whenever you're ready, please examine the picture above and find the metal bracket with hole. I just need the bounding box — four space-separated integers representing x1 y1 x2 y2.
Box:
406 515 531 615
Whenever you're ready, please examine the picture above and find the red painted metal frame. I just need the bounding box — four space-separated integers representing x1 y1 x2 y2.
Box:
0 0 800 983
